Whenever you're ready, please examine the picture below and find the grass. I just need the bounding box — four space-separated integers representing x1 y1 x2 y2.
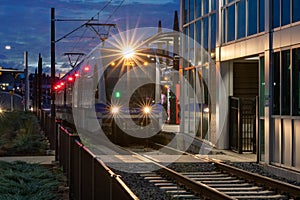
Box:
0 161 65 200
0 111 49 156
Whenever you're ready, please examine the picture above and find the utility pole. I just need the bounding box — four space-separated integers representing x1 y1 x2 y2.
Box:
38 54 42 110
51 8 56 148
24 51 29 111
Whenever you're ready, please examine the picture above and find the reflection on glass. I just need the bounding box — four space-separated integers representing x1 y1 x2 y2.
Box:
273 52 280 115
248 0 258 36
211 14 216 52
259 0 265 32
196 0 202 18
259 57 265 117
293 48 300 115
282 0 290 26
273 0 280 28
190 0 194 21
184 0 188 24
237 0 246 39
227 5 235 42
293 0 300 22
281 50 290 115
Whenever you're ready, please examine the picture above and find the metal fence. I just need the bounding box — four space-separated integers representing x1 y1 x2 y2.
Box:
36 109 139 200
229 97 257 153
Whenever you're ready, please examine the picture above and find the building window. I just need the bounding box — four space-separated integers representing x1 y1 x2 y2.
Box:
184 0 189 24
237 0 246 39
281 50 290 115
196 0 202 18
211 13 216 52
259 0 265 32
248 0 258 36
281 0 290 26
293 48 300 116
272 0 280 28
227 5 235 42
293 0 300 22
222 9 226 43
260 56 265 117
203 17 209 63
273 52 280 115
211 0 216 11
196 20 202 65
189 24 195 63
203 0 209 14
190 0 195 21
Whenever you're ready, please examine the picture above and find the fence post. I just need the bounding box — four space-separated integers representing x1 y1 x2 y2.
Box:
238 98 242 154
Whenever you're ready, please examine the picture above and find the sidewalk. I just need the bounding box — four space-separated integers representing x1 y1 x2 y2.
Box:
0 156 55 165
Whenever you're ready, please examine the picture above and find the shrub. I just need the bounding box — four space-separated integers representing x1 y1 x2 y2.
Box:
0 161 64 200
0 111 49 156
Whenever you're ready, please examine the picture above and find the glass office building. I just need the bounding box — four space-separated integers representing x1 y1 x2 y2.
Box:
181 0 300 170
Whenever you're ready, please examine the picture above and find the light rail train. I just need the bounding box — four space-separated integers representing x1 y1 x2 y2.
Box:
55 45 163 146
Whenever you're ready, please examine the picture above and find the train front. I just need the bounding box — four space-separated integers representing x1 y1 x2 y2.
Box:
101 47 162 146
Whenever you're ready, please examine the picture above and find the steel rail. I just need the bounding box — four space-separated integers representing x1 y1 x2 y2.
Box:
123 148 235 200
214 162 300 199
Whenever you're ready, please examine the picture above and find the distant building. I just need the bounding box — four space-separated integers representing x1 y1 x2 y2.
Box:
181 0 300 170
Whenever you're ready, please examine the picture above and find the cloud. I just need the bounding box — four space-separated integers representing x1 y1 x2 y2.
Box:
0 0 179 74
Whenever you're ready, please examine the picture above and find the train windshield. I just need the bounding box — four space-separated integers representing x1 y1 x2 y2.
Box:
104 50 158 108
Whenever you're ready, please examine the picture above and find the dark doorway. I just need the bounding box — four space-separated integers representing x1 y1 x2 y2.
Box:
229 61 258 153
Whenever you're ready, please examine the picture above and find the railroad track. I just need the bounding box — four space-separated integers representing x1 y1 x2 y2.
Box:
123 147 300 199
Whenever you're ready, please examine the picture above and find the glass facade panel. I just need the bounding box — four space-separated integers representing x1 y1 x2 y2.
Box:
227 5 235 42
273 52 280 115
282 0 290 26
248 0 258 36
196 20 202 65
260 56 265 117
189 24 195 63
237 0 246 39
211 14 216 52
203 17 209 62
222 10 226 43
196 21 202 45
211 0 216 11
190 0 195 21
203 0 209 15
259 0 265 32
293 48 300 116
196 0 202 18
281 50 290 115
273 0 280 28
260 119 265 161
293 0 300 22
184 0 189 24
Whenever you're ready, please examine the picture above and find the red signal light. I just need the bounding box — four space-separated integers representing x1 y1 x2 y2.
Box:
68 76 74 82
75 73 79 77
84 65 91 72
60 82 65 86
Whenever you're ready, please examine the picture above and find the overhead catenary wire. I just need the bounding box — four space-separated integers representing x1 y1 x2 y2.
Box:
55 0 112 43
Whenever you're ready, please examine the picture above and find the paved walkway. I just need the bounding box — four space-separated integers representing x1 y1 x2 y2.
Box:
0 156 55 165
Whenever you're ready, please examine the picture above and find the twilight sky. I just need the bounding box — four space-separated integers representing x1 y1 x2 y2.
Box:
0 0 179 74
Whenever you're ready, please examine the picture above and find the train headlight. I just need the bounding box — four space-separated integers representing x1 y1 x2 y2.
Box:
142 106 152 115
122 47 135 59
111 106 120 114
203 107 209 113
